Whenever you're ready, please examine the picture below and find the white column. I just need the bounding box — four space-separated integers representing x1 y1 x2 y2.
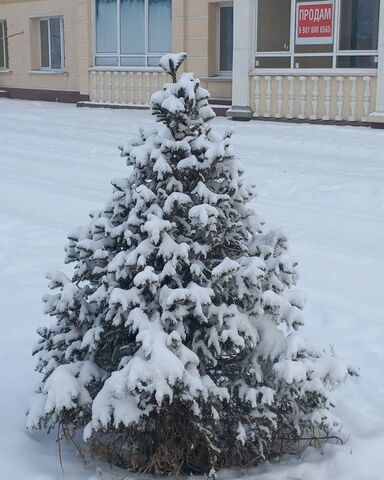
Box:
228 0 253 120
368 0 384 125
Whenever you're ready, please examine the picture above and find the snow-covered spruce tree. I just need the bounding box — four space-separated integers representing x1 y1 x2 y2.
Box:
27 53 355 475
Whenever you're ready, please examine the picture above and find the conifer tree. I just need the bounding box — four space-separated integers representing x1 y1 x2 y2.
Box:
27 53 355 475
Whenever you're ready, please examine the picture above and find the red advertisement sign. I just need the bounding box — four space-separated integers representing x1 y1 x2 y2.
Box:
296 1 334 45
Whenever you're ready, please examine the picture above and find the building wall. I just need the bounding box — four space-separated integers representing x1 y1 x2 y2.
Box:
174 0 232 99
230 0 383 123
1 0 381 124
0 0 232 102
89 0 232 105
0 0 92 100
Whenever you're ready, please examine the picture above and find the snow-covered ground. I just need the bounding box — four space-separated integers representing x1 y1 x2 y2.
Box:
0 98 383 480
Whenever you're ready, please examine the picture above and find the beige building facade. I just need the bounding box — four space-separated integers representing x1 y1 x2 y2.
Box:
0 0 91 101
0 0 383 125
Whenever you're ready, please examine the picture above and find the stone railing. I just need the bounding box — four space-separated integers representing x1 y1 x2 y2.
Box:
250 72 377 122
89 69 168 106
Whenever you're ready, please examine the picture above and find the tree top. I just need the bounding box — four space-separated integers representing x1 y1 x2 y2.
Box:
159 52 188 82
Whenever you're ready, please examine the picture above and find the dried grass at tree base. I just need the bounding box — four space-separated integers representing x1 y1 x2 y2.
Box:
85 402 343 476
89 404 217 475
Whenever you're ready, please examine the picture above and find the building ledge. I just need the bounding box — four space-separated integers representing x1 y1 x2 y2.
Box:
29 70 67 75
89 66 163 73
78 101 149 110
368 112 384 128
226 106 253 121
251 116 370 127
250 68 378 76
3 87 88 103
200 75 232 83
0 69 11 74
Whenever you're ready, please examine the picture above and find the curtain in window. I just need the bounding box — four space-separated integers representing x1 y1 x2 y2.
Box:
148 0 172 53
40 20 50 68
121 0 145 54
96 0 117 53
50 18 62 69
95 0 172 66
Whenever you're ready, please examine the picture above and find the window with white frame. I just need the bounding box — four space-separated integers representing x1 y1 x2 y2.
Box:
0 20 9 69
39 17 64 70
255 0 380 69
95 0 172 67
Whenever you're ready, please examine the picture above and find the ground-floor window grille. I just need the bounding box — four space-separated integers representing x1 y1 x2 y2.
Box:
255 0 380 70
95 0 172 67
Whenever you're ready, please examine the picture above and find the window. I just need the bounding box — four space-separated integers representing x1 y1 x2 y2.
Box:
0 20 9 69
339 0 380 51
338 0 380 67
257 0 291 52
255 0 380 70
218 5 234 72
95 0 172 67
40 17 64 70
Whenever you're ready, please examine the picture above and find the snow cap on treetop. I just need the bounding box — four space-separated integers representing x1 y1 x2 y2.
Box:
159 52 187 81
150 52 215 137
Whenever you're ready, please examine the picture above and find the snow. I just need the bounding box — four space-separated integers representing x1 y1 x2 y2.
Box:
158 52 187 75
189 203 219 227
211 258 241 277
0 97 384 479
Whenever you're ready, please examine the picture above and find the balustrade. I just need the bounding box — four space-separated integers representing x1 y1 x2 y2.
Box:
252 73 376 122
